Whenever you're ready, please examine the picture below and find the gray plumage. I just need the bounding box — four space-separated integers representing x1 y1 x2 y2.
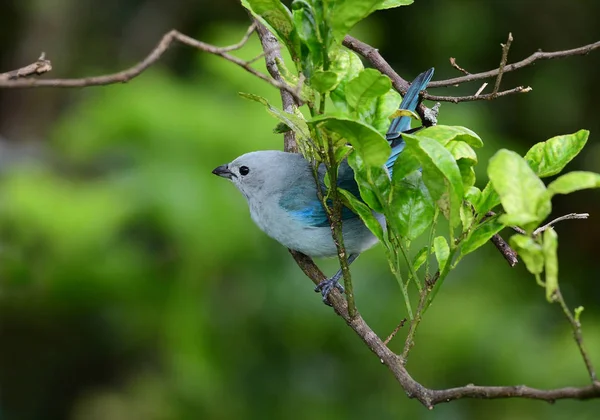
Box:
217 150 382 258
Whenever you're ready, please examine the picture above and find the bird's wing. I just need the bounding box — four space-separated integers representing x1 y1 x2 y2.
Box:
385 68 434 174
279 161 360 227
280 68 434 227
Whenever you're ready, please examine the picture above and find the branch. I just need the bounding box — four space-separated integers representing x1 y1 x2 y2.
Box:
342 35 435 126
492 32 513 95
288 251 600 407
490 233 519 267
429 39 600 88
533 213 589 236
555 289 599 385
254 21 298 153
344 34 598 104
0 27 304 104
449 57 470 75
424 86 532 104
0 53 52 80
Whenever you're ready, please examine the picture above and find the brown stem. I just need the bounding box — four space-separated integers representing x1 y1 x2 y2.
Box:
492 32 514 95
429 40 600 88
555 289 599 385
344 34 599 104
288 250 600 407
0 53 52 80
0 28 304 104
424 86 532 103
255 21 298 153
490 234 519 267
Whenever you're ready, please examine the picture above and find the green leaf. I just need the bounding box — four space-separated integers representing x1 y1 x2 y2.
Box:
339 188 385 243
364 89 402 135
416 125 484 148
412 246 428 271
311 70 339 93
459 201 474 232
575 306 584 323
461 216 505 256
475 182 500 216
292 0 329 76
488 149 551 233
329 48 364 113
309 116 391 166
465 186 481 208
389 171 435 240
458 160 476 189
242 0 299 60
327 0 383 42
273 122 290 134
389 109 420 121
433 236 450 272
547 171 600 197
403 133 464 229
446 141 477 165
329 47 364 82
239 93 311 140
347 151 391 212
376 0 414 10
345 69 392 111
391 149 421 185
525 130 589 178
543 228 558 302
509 234 544 275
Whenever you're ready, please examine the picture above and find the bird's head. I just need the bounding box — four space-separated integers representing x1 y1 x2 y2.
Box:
212 150 293 200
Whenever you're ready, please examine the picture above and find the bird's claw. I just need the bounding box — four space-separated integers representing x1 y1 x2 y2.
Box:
314 278 345 306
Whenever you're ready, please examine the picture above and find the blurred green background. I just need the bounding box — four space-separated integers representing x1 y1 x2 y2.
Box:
0 0 599 419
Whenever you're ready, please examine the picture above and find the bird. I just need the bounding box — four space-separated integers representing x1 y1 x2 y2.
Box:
213 68 434 303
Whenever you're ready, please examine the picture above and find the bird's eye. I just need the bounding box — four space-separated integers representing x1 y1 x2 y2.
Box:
239 166 250 176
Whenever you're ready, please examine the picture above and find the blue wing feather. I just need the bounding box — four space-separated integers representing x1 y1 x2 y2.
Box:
385 68 434 174
282 68 434 227
282 161 360 227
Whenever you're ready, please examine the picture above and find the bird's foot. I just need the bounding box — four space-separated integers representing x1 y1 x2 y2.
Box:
314 277 345 306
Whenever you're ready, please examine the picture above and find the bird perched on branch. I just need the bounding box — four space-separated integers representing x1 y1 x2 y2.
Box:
213 68 434 303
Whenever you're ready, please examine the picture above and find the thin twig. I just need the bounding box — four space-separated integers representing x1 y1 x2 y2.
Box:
218 22 257 52
512 226 527 234
554 289 599 385
384 318 407 346
474 82 488 97
493 33 513 95
429 40 600 88
0 28 304 104
480 211 519 266
490 234 519 267
247 52 266 65
449 57 470 75
402 291 429 360
533 213 589 236
0 53 52 80
424 86 532 103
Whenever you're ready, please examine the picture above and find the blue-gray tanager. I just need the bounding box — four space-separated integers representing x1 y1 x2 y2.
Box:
213 68 434 302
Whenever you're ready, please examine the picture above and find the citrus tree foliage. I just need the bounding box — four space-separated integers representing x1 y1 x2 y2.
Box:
243 0 599 321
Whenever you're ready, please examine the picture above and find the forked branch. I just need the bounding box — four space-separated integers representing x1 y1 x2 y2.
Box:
0 26 304 104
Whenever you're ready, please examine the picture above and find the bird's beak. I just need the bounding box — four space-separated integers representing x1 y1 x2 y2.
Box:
212 164 234 179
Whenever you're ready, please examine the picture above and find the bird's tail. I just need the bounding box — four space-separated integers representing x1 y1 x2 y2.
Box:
386 68 434 142
384 68 434 172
